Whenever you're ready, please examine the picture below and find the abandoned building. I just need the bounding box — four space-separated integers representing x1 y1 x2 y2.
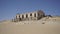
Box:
13 10 45 22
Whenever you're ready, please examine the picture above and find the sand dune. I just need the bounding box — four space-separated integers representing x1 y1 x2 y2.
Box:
0 17 60 34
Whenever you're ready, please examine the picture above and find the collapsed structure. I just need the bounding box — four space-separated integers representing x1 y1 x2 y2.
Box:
13 10 45 22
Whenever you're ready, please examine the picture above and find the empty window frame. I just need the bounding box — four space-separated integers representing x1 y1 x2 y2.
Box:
34 13 36 17
26 14 28 18
19 15 20 18
16 16 17 19
22 15 24 18
30 13 32 16
38 13 40 16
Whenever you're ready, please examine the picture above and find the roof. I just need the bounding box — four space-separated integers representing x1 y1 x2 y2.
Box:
16 10 45 15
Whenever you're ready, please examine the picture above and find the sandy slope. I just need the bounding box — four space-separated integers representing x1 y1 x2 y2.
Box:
0 17 60 34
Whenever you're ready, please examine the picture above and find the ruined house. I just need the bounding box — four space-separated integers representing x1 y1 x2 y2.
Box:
13 10 45 22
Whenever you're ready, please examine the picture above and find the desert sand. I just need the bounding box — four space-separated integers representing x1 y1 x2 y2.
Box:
0 17 60 34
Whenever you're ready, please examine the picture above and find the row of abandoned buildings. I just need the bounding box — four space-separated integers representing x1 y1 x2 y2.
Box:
12 10 46 22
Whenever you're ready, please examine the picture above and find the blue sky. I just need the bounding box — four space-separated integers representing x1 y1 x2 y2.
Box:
0 0 60 21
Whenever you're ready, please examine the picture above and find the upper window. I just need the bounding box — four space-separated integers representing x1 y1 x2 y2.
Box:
22 15 24 18
30 13 32 16
19 15 20 18
38 13 40 16
34 13 36 17
26 14 28 18
16 16 17 19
